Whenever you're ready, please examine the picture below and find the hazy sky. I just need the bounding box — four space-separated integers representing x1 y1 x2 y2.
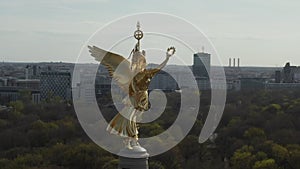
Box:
1 0 300 66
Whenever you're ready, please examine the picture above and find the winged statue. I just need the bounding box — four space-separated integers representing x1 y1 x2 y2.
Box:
88 22 175 149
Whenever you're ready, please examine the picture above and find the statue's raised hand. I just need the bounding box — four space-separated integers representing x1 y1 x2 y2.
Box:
166 46 176 58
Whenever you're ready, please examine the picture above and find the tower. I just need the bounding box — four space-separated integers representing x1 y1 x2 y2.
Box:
193 52 211 78
193 51 211 90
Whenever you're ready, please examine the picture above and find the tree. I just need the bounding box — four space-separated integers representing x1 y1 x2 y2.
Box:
149 161 165 169
139 122 164 137
286 144 300 169
19 90 32 104
8 100 24 120
231 146 256 169
271 144 288 165
254 151 268 161
244 127 266 146
253 159 279 169
102 159 119 169
13 153 44 167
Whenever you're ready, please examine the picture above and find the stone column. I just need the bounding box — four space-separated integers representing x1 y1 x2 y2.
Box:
118 146 149 169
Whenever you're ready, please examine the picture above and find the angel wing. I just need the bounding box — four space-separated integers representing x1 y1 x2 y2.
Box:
88 45 132 93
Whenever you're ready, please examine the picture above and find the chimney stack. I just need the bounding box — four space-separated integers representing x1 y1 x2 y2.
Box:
233 58 236 67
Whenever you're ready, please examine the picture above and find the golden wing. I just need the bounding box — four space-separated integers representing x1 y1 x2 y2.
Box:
88 45 132 93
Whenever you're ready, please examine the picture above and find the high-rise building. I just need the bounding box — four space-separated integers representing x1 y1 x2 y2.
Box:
193 52 211 90
193 52 211 78
40 71 71 100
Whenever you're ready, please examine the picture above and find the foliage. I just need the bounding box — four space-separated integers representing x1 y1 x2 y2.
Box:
253 159 279 169
0 89 299 169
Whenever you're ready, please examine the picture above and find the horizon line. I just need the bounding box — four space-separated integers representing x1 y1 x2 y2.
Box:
0 60 288 68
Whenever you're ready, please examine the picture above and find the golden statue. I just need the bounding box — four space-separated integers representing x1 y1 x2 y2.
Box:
88 22 175 149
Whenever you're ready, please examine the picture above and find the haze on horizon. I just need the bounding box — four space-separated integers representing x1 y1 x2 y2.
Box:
1 0 300 67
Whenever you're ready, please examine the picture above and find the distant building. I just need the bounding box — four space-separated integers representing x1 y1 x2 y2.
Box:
193 52 211 78
0 87 19 102
239 77 266 90
149 71 178 91
2 77 18 87
282 62 300 83
95 74 112 94
226 80 241 91
79 72 96 103
25 64 41 79
0 87 40 104
32 92 41 104
275 70 281 83
16 79 40 90
192 52 211 90
195 77 210 91
265 83 300 90
40 71 72 100
267 62 300 90
0 77 39 90
0 78 41 103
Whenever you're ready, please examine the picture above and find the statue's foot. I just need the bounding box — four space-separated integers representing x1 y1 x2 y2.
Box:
130 138 140 147
126 144 133 149
124 138 133 149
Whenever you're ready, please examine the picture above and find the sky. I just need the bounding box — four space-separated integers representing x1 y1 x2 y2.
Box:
1 0 300 67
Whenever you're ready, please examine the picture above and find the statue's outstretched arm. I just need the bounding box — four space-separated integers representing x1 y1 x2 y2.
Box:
147 47 176 76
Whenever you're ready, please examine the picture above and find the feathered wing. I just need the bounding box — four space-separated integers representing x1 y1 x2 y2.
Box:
88 45 132 93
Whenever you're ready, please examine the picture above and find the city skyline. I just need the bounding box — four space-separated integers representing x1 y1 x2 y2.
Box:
1 0 300 66
0 60 297 68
